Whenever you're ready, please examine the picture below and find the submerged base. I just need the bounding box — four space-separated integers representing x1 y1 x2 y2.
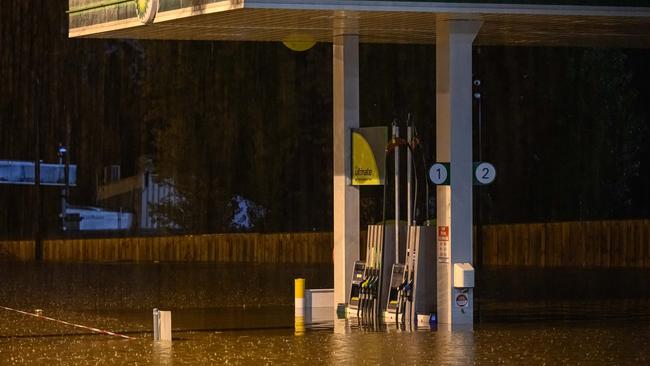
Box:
344 306 436 329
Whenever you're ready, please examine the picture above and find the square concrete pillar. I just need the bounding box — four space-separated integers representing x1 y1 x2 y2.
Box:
436 16 482 329
333 33 360 306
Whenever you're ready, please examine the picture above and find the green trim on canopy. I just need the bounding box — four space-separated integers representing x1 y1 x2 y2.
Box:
401 0 650 6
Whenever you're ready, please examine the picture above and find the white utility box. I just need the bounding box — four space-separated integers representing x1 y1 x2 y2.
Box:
305 289 334 308
453 263 475 288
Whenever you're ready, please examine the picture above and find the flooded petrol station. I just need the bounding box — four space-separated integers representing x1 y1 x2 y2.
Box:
1 0 650 364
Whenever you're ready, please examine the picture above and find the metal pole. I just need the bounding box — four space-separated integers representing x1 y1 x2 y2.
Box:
406 117 414 329
392 121 400 264
474 79 482 270
407 120 413 227
34 135 42 260
474 67 483 323
58 145 66 231
64 121 71 230
34 77 42 261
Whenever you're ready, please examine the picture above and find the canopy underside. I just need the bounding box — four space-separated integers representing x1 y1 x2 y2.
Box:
69 1 650 47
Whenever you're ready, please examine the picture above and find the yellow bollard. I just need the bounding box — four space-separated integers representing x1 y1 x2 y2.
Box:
294 278 306 335
294 278 305 309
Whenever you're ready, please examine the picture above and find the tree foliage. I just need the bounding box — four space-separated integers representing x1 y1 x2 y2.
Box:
476 47 647 223
0 0 648 238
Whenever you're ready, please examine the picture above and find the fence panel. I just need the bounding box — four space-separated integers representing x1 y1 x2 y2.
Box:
1 220 648 267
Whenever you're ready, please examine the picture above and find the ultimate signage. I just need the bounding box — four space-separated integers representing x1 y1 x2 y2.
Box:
351 127 387 186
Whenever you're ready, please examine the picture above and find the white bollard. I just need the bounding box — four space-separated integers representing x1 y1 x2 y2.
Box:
159 311 172 341
153 308 172 341
153 308 160 340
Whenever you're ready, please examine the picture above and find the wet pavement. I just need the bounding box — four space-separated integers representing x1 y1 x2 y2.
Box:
1 262 649 364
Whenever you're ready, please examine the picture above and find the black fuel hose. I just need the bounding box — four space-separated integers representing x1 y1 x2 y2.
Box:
382 134 421 325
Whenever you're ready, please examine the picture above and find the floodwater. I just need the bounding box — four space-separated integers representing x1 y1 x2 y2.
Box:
1 263 649 364
2 309 649 365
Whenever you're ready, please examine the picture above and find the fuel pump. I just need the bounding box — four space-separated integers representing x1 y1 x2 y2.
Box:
346 116 436 327
346 121 406 324
385 116 437 329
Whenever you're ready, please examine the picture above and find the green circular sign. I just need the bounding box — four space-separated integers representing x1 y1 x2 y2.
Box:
475 162 496 185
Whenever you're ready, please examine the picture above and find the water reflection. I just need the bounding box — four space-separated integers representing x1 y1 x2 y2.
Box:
295 307 335 336
1 263 649 364
333 318 347 335
294 315 305 336
304 314 474 365
2 308 650 364
152 341 173 365
435 328 476 364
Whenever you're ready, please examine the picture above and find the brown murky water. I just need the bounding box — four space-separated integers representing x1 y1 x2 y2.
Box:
1 263 649 364
1 313 649 365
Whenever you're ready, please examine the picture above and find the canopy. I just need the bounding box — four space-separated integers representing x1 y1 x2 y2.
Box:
69 0 650 47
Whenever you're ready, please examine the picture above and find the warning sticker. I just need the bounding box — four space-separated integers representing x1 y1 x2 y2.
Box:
456 293 469 307
438 226 450 263
438 226 449 241
438 243 449 263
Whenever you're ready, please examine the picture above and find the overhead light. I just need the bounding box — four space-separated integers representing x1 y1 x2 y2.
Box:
282 33 317 52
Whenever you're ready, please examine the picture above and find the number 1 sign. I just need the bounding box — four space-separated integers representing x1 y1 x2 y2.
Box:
429 163 450 185
429 162 496 186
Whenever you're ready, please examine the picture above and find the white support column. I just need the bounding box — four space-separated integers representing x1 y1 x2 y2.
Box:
436 16 482 329
333 33 360 307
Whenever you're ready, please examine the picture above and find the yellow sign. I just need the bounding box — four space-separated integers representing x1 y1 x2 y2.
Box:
352 127 387 185
282 33 316 52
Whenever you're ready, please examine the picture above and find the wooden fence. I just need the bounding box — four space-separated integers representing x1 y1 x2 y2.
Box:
1 219 648 267
0 240 33 261
0 232 333 264
479 219 650 268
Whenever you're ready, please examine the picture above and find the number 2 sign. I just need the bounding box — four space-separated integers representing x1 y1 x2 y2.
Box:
474 162 496 185
429 162 496 186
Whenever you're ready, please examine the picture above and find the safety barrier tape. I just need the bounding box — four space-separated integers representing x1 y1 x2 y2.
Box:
0 305 135 340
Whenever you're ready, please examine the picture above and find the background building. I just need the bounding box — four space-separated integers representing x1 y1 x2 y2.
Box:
97 157 176 231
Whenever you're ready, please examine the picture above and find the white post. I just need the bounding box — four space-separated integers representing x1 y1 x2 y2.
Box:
333 33 360 307
159 311 172 341
436 16 482 330
153 308 172 341
393 123 400 263
153 308 160 340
